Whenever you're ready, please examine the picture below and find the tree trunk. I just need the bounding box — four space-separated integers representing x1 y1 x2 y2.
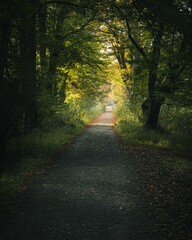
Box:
143 26 164 129
0 21 11 151
141 98 149 120
115 48 132 98
20 5 37 133
145 100 162 129
143 70 161 129
48 50 59 95
38 2 47 69
48 6 67 96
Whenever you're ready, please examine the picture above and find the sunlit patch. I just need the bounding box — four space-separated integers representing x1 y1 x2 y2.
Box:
88 109 114 126
88 121 114 126
105 106 113 111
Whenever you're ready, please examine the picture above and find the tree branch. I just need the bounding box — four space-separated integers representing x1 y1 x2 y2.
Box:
132 0 154 32
45 1 79 7
67 17 94 36
113 4 148 60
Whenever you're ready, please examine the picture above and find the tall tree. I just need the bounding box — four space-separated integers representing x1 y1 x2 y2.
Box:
0 1 13 149
19 0 39 133
110 0 192 129
38 0 47 69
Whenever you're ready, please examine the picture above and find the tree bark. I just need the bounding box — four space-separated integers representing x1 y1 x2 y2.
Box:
20 5 37 133
48 5 67 95
38 2 47 69
143 26 164 129
0 21 11 151
145 100 162 129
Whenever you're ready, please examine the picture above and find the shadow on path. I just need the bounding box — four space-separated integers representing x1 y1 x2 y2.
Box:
1 110 163 240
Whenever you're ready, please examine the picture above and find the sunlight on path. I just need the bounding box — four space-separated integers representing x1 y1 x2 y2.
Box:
88 106 114 126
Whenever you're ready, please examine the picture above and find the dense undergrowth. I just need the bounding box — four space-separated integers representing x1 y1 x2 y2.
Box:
114 102 192 153
0 102 105 199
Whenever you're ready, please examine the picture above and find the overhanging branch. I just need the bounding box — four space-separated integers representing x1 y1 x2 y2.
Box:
46 1 79 7
113 4 148 60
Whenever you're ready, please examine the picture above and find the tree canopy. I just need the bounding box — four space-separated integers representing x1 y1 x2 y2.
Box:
1 0 192 151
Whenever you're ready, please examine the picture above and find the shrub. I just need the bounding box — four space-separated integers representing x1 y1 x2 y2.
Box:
114 101 192 152
160 105 192 136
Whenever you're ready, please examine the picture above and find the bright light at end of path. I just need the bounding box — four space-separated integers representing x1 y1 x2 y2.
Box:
88 107 114 126
88 122 114 126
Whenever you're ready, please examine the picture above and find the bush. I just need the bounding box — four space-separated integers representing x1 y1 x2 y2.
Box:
159 105 192 136
114 101 192 153
113 101 142 125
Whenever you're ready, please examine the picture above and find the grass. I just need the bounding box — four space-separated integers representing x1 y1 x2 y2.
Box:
0 125 83 198
8 126 82 157
115 119 192 153
115 119 192 185
0 103 105 200
113 102 192 153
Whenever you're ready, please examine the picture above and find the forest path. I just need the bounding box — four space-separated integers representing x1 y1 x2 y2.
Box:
1 108 162 240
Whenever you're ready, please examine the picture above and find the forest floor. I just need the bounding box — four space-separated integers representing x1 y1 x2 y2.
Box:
0 108 192 240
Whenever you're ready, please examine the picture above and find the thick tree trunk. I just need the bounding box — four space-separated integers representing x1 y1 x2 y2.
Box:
0 23 9 81
0 22 10 151
141 98 149 120
143 26 164 129
20 8 37 133
145 100 162 129
143 71 161 129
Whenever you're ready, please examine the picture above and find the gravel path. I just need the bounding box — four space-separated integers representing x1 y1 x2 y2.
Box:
1 109 161 240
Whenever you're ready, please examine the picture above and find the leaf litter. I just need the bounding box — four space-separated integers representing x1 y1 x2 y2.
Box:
120 139 192 240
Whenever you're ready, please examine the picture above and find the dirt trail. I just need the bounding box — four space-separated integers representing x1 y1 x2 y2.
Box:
1 109 164 240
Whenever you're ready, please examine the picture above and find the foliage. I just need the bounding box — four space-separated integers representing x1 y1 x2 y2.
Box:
159 104 192 136
114 102 192 153
0 100 104 198
105 0 192 129
114 101 141 124
0 126 79 197
1 0 192 149
1 0 192 199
